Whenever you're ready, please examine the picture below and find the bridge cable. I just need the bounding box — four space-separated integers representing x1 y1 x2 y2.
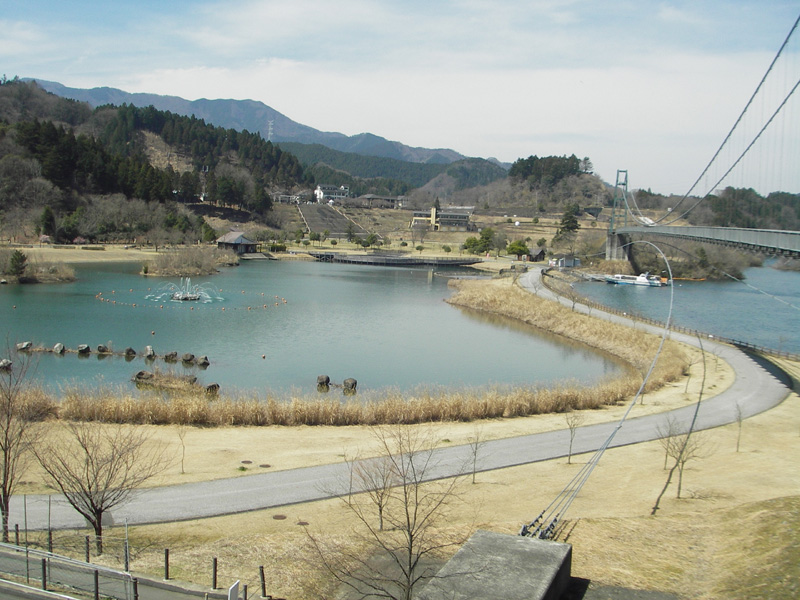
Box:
652 11 800 225
521 242 674 540
660 74 800 225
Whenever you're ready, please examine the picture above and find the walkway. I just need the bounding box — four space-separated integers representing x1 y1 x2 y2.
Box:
613 225 800 258
9 268 792 530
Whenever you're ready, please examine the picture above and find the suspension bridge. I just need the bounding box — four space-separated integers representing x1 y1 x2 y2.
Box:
525 11 800 549
605 12 800 261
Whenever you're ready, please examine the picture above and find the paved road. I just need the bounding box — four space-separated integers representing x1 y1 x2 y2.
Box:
10 267 792 530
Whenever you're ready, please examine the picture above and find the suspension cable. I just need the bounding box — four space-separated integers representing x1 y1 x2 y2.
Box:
521 242 674 539
654 11 800 224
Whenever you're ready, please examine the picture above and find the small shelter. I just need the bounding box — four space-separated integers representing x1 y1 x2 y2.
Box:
216 232 257 254
531 248 547 262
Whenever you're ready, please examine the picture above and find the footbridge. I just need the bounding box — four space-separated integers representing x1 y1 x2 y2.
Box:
606 225 800 260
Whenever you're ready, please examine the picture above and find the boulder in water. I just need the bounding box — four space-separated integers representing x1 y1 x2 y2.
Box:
343 378 358 396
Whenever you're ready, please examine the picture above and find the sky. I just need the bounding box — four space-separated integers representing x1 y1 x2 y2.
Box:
2 0 800 195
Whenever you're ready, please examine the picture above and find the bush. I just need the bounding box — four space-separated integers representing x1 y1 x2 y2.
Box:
9 250 27 277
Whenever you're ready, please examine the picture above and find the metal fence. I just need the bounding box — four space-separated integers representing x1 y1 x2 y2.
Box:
0 542 136 599
541 268 800 362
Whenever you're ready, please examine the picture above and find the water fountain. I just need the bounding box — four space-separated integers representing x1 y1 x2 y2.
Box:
146 278 222 304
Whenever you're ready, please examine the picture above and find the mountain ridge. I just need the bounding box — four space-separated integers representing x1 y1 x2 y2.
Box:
28 79 479 166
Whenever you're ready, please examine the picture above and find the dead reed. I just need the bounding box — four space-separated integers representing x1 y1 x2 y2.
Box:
446 279 686 390
44 278 687 427
143 246 238 276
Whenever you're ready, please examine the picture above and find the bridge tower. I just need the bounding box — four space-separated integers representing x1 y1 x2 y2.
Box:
605 169 631 260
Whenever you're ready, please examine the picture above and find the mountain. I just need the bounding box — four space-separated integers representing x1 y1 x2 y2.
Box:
28 79 472 165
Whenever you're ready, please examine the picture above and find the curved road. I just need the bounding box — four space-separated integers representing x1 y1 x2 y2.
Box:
11 267 792 530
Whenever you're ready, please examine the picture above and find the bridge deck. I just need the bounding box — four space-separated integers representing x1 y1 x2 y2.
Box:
613 225 800 257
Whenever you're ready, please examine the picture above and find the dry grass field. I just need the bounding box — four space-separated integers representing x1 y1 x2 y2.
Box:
12 248 799 599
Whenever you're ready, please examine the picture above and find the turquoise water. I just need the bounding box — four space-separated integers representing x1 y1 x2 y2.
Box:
1 261 621 395
574 264 800 354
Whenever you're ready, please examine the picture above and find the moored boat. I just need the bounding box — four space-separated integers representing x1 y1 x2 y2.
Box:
604 273 667 287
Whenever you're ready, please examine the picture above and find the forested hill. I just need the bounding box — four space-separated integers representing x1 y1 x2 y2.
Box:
30 79 469 165
0 79 305 243
278 142 507 195
634 187 800 231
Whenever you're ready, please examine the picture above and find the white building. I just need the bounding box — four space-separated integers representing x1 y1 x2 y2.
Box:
314 185 350 203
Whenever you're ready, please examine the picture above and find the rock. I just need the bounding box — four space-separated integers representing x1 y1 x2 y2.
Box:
181 353 195 364
77 344 91 355
317 374 330 393
343 378 358 396
97 345 110 354
205 383 220 395
197 355 210 367
144 345 156 359
15 341 32 352
53 343 65 354
0 359 12 371
164 351 178 362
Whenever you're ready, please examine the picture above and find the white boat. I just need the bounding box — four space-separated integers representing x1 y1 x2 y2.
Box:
604 273 666 287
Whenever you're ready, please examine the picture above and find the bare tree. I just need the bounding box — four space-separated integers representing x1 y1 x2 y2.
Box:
348 453 396 532
564 411 585 465
652 337 709 515
177 426 188 474
34 422 168 554
0 349 47 542
735 402 744 453
307 425 465 600
467 425 486 484
659 424 711 499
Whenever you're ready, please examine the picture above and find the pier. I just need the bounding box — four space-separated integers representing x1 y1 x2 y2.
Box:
308 251 481 267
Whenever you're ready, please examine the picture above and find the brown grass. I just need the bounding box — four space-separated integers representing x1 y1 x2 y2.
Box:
447 278 686 390
143 246 239 277
30 278 688 427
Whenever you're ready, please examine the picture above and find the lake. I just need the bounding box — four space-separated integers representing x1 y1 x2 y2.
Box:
574 263 800 354
2 260 622 396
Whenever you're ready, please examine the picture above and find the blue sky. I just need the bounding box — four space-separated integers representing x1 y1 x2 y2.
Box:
3 1 799 195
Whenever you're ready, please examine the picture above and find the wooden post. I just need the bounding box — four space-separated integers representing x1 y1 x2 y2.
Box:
14 524 18 546
212 557 217 589
41 558 46 591
259 565 266 598
243 584 248 600
164 548 170 580
94 569 99 600
85 536 90 562
48 530 53 554
133 578 139 600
